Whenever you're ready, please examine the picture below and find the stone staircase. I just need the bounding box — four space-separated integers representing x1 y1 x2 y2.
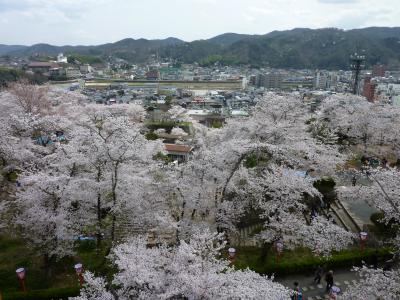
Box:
229 224 263 247
114 215 176 245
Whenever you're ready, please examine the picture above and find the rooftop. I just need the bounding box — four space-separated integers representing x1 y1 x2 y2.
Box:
164 144 193 153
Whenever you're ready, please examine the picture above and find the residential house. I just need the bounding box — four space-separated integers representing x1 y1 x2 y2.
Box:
28 62 59 74
164 144 193 163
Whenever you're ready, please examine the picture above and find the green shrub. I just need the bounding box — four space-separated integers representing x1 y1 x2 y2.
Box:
7 172 18 182
153 152 172 164
146 121 191 134
234 246 392 276
244 153 258 168
211 120 223 128
370 212 398 237
145 132 159 140
2 287 80 300
243 152 271 169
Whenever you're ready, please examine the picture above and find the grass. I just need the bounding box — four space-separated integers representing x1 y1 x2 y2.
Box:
0 235 113 293
0 234 393 297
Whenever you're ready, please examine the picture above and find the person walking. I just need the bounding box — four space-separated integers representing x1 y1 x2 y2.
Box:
352 175 357 186
291 282 303 300
329 286 341 299
313 265 323 284
325 270 334 292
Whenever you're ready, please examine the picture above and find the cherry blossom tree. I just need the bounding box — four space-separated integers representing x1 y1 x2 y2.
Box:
73 229 291 300
340 266 400 300
162 92 353 254
15 170 80 278
316 94 400 154
8 79 51 115
171 126 188 136
67 104 164 244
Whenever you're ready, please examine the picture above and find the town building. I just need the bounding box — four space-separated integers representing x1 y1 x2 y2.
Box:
372 64 386 77
57 53 68 64
80 64 93 74
314 71 328 90
256 73 284 89
66 67 81 79
164 144 193 163
28 62 59 74
362 76 376 102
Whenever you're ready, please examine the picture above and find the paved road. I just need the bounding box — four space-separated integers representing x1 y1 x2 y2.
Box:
275 269 359 300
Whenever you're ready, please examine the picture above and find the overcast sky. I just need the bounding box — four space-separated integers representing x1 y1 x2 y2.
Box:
0 0 398 45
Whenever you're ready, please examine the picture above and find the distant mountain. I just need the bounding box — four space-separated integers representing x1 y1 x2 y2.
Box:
162 27 400 69
1 27 400 69
4 37 185 62
207 33 260 46
0 45 27 55
350 27 400 39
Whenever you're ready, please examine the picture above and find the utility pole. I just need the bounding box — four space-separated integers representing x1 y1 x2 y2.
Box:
350 53 366 95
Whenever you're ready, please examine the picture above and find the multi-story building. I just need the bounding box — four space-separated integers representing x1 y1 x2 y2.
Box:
314 71 328 90
362 76 376 102
66 67 81 79
256 72 284 89
80 64 93 74
57 53 68 64
372 64 386 77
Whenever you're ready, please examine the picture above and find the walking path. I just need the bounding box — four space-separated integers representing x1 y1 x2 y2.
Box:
275 269 358 299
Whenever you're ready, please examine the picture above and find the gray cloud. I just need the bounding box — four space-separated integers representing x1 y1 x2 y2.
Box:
318 0 359 3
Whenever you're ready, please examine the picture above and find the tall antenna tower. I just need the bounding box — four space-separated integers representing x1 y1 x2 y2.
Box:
350 53 366 95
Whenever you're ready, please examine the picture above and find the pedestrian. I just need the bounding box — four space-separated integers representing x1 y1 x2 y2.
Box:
351 175 356 186
313 265 323 284
310 207 317 220
325 270 334 292
382 158 388 168
291 282 303 300
329 286 341 299
326 201 331 211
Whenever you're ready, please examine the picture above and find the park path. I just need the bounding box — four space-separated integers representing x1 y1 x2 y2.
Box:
275 268 359 300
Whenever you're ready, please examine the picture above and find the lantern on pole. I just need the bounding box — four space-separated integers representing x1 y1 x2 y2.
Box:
359 232 368 251
74 263 84 287
228 247 236 263
275 241 284 263
15 267 26 292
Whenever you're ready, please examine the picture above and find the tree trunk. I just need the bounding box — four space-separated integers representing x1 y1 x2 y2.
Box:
110 162 119 243
96 166 102 251
43 253 54 284
96 192 102 250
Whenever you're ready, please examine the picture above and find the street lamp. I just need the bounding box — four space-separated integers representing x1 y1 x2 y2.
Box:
15 267 26 292
74 263 84 287
360 232 368 251
228 247 236 263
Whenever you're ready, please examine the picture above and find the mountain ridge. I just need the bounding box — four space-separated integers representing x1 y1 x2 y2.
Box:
1 27 400 69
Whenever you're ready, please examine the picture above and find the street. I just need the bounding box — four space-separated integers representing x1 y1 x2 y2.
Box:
276 268 359 299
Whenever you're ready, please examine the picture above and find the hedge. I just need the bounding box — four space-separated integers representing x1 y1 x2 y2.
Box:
1 287 80 300
234 247 393 276
146 121 191 134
